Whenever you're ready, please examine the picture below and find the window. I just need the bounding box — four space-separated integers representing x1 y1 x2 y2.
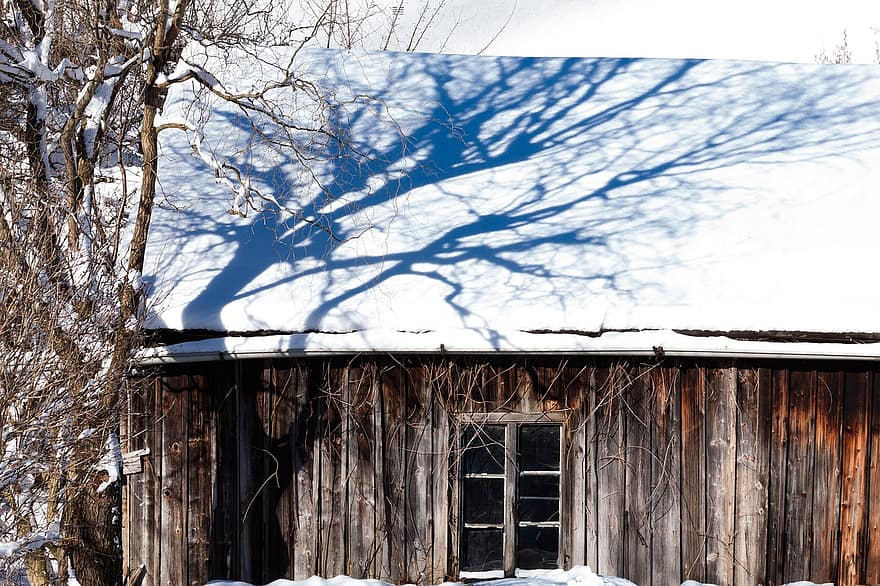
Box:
459 422 561 578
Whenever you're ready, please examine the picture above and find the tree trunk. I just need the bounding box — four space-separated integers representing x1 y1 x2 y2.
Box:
63 479 122 586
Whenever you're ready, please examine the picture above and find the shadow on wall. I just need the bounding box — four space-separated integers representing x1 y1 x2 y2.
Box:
147 54 880 340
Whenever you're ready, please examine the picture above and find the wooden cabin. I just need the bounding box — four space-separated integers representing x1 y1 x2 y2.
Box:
130 49 880 585
125 349 880 586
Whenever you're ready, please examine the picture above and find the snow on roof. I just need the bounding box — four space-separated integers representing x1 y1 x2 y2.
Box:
145 48 880 351
139 329 880 365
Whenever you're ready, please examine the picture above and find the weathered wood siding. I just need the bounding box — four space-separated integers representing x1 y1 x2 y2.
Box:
124 357 880 586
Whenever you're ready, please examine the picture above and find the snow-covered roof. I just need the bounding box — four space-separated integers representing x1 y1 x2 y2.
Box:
145 48 880 353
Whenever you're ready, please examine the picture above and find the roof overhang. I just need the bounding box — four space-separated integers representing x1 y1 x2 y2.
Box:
135 328 880 365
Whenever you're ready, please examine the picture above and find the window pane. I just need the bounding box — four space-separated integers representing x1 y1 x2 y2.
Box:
462 528 503 572
516 525 559 569
519 474 559 497
519 425 560 471
463 477 504 524
518 477 559 524
462 425 505 474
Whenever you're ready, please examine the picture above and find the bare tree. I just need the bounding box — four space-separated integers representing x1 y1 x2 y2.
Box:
0 0 356 583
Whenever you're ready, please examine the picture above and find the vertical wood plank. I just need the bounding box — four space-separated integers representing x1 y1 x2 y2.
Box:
566 365 593 569
187 370 213 586
432 377 450 581
146 377 162 586
236 362 256 582
503 422 517 576
121 385 132 579
374 366 392 580
810 368 843 583
236 360 266 582
734 367 771 586
319 365 347 577
292 364 317 580
211 369 238 579
680 365 706 582
584 367 600 571
704 365 736 586
159 375 187 586
866 372 880 583
839 369 871 586
123 381 146 580
766 369 789 586
446 414 461 579
405 367 431 583
783 368 816 581
269 363 298 580
382 366 408 582
651 366 681 586
596 365 626 576
624 365 651 586
348 365 378 578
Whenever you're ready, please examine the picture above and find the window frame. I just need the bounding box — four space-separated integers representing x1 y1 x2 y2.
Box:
456 412 566 579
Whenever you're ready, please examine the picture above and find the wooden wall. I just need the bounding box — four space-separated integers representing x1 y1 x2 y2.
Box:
123 357 880 586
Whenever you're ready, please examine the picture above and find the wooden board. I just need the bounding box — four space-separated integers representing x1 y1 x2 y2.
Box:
319 366 347 577
348 365 379 578
123 380 146 579
235 362 264 582
839 370 871 585
624 365 651 586
766 368 789 586
651 366 681 586
159 375 187 586
405 367 432 582
680 365 706 582
866 372 880 583
783 368 816 581
596 365 626 576
431 380 450 581
583 366 600 570
186 370 212 586
268 362 298 579
810 368 842 583
146 378 163 586
212 366 239 579
564 365 594 569
704 365 736 586
292 363 317 580
381 366 408 582
734 367 770 586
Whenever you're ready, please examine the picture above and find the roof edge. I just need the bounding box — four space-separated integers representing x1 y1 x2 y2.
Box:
135 328 880 366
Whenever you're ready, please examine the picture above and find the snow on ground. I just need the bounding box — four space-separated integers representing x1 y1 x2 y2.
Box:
145 47 880 347
205 567 628 586
202 568 831 586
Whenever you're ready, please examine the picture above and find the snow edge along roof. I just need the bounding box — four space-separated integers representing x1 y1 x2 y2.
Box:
136 328 880 365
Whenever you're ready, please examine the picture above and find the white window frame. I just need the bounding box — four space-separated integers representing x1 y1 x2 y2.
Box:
457 412 565 580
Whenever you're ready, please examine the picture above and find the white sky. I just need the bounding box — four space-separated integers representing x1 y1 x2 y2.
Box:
374 0 880 62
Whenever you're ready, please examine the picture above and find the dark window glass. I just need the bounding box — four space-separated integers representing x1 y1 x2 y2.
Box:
517 474 560 523
462 477 504 524
462 425 505 474
518 498 560 523
519 474 559 498
516 525 559 569
462 528 503 571
519 425 560 471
